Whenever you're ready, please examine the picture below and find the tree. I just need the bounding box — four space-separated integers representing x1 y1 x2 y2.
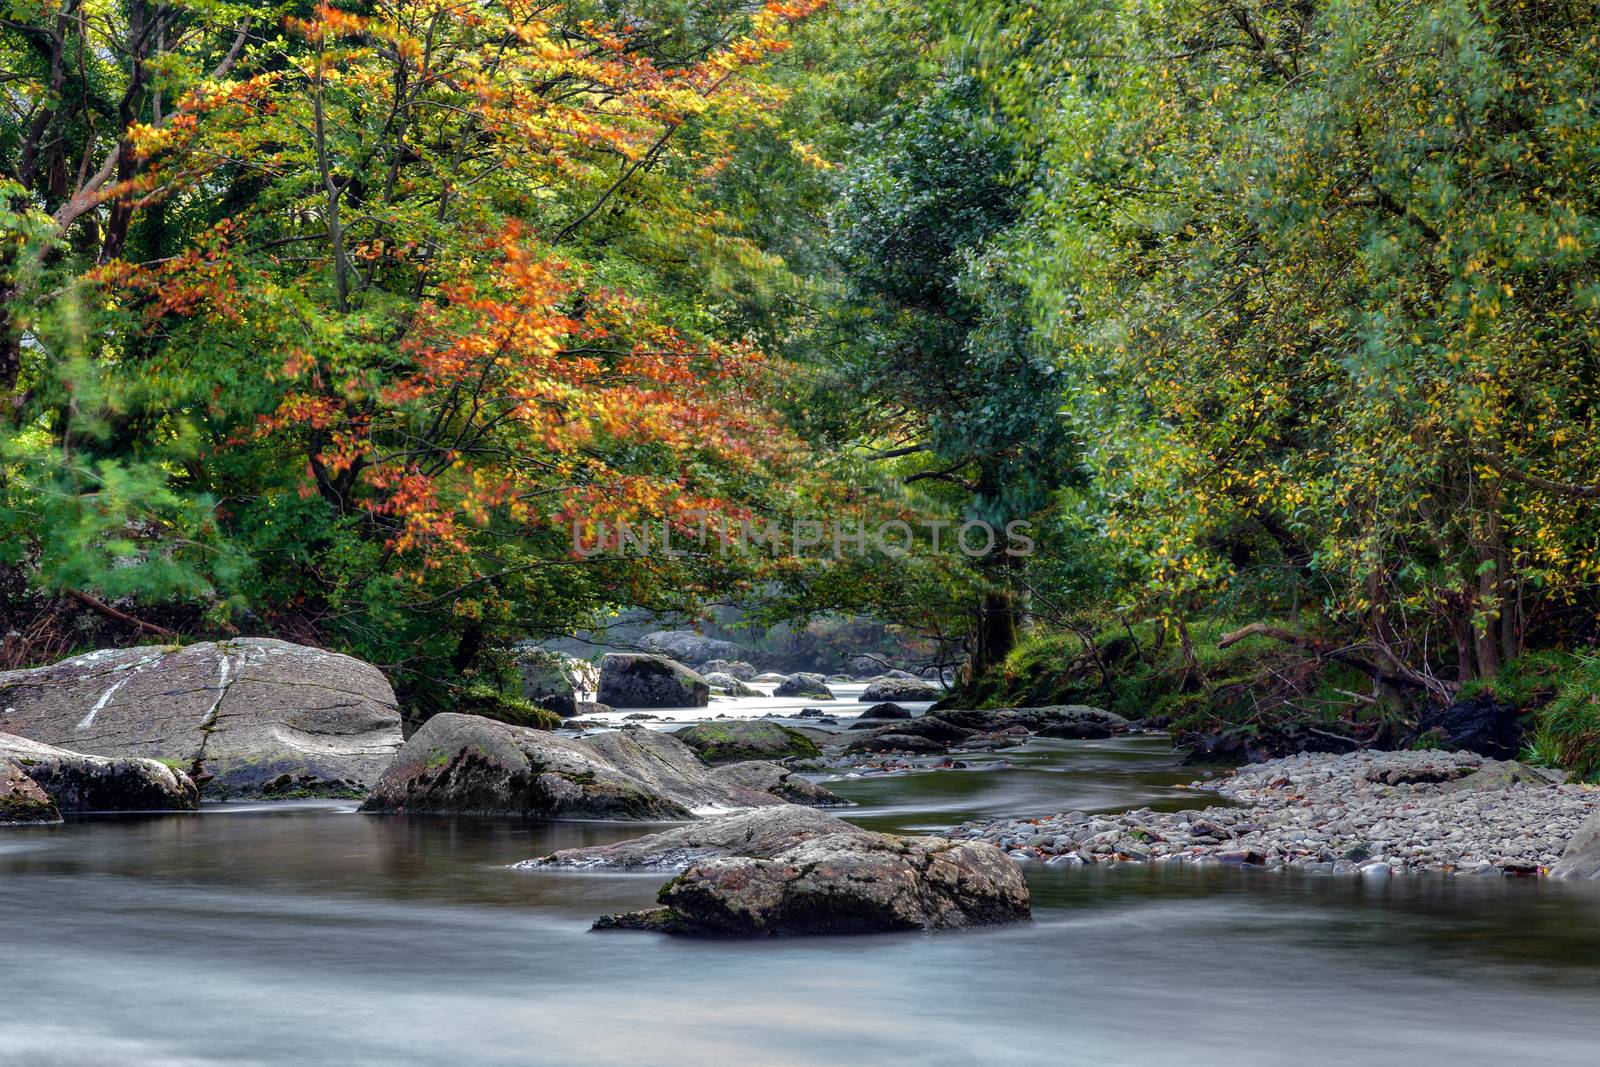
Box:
989 0 1600 693
818 71 1075 674
1 1 832 707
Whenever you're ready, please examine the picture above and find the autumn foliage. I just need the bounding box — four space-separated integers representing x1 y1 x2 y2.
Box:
1 1 833 697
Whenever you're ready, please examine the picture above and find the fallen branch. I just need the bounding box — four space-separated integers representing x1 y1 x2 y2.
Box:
1218 622 1327 652
65 589 179 640
1219 621 1437 693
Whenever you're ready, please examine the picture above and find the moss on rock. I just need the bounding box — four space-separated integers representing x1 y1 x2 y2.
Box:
672 720 821 764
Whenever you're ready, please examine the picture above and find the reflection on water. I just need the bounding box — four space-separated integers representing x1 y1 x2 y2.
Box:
821 735 1209 833
4 739 1600 1066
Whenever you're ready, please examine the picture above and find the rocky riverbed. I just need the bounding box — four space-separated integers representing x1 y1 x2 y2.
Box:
944 749 1600 877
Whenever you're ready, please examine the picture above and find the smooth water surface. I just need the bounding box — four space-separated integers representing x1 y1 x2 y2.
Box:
4 736 1600 1066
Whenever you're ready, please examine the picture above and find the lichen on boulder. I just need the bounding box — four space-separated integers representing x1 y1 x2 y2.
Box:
0 638 403 798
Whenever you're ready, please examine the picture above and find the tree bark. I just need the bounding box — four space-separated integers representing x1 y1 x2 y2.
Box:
970 587 1017 678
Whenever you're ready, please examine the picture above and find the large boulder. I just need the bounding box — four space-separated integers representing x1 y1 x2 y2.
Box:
1 762 60 824
704 672 762 698
702 659 757 681
547 808 1030 937
708 761 850 807
0 639 403 798
638 631 749 668
773 673 834 700
859 702 911 720
514 647 591 717
597 654 709 709
673 720 820 764
859 677 941 703
1 733 197 812
359 714 783 818
1416 695 1524 760
1552 811 1600 879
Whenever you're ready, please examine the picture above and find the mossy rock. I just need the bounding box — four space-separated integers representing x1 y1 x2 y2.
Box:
672 720 821 765
455 684 562 730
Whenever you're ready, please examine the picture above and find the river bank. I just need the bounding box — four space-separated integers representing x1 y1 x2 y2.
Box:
944 749 1600 877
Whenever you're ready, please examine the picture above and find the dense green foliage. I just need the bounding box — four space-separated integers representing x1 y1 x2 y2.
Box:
0 0 836 707
8 0 1600 771
984 0 1600 695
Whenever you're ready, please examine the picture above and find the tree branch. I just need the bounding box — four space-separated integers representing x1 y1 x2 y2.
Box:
1480 452 1600 499
65 588 179 639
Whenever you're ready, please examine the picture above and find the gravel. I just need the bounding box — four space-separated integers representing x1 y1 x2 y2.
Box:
943 749 1600 877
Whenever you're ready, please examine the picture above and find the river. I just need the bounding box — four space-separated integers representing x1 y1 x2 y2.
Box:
4 688 1600 1065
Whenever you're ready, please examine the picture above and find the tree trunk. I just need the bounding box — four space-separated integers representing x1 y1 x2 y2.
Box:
449 623 483 675
1177 618 1199 690
970 587 1017 679
1474 502 1503 679
1450 593 1474 684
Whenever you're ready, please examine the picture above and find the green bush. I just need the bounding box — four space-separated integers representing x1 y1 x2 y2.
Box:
1528 654 1600 781
1457 649 1571 709
454 684 562 731
954 615 1380 733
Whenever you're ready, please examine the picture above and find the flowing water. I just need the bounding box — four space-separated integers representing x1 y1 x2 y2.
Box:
4 691 1600 1065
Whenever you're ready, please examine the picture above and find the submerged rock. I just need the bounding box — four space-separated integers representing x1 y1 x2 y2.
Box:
859 678 940 703
360 713 784 819
773 673 835 700
0 639 403 798
597 653 710 709
1 732 197 813
672 720 820 764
